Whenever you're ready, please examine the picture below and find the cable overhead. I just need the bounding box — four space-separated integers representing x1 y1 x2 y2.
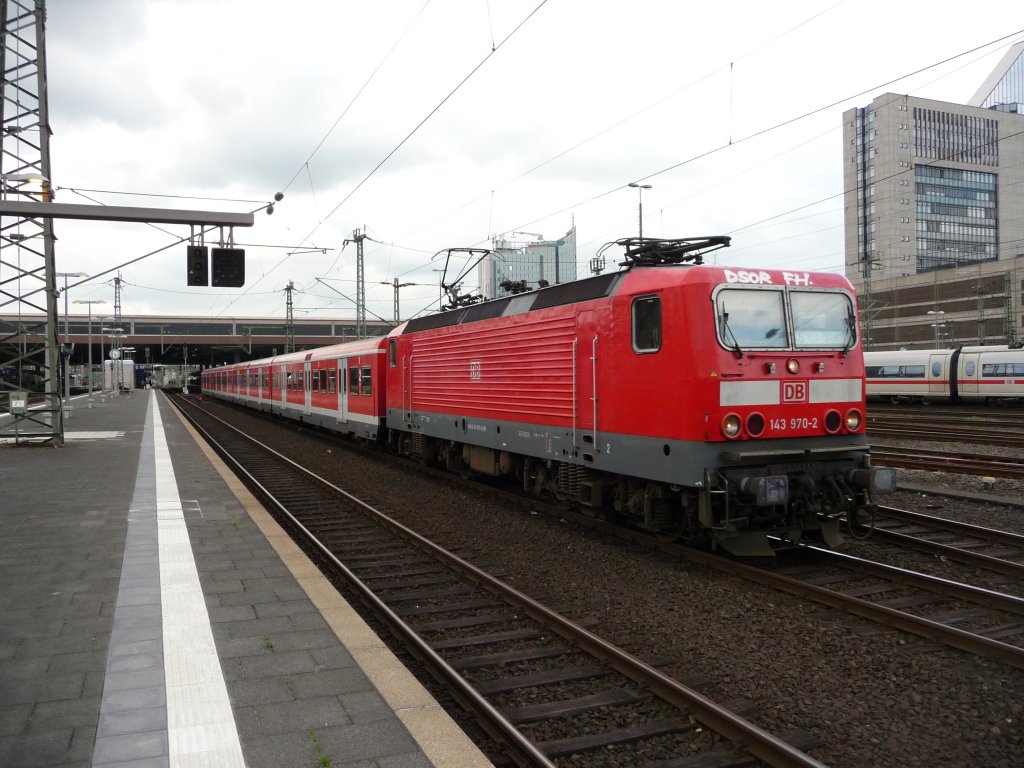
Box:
56 186 267 204
278 0 435 196
284 29 1024 321
392 2 851 245
306 0 550 240
488 29 1024 247
221 0 550 313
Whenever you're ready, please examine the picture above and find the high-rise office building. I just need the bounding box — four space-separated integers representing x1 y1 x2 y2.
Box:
843 40 1024 349
480 227 577 299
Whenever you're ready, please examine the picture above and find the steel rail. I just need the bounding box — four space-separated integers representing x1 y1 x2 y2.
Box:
168 394 556 768
490 497 1024 672
866 526 1024 580
878 506 1024 548
169 393 828 768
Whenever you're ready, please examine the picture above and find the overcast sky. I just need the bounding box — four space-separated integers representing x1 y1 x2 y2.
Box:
41 0 1022 324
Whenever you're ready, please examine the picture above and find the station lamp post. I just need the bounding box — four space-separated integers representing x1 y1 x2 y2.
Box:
56 271 88 414
927 310 946 347
73 299 106 402
101 322 123 393
628 182 652 241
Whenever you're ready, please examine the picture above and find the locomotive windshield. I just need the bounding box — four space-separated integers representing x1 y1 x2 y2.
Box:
716 289 788 350
790 291 855 348
715 287 854 351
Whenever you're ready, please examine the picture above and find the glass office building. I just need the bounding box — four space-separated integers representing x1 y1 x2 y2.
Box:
842 40 1024 349
480 227 577 299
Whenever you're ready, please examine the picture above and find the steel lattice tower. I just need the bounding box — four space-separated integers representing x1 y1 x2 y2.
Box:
0 0 62 444
284 280 295 353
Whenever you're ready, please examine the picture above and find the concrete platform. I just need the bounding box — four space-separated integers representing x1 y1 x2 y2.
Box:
0 389 492 768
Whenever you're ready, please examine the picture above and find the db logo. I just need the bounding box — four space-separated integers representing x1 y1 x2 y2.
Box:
782 381 808 403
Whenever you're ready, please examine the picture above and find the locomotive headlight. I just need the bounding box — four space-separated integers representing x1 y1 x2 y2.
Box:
721 413 742 439
745 412 765 437
786 358 800 374
845 408 863 431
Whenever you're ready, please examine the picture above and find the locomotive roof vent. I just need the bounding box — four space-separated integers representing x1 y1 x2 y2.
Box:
605 235 732 267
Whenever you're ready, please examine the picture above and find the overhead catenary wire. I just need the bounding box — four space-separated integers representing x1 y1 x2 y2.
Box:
481 29 1024 259
45 12 1023 326
277 0 436 197
215 0 550 316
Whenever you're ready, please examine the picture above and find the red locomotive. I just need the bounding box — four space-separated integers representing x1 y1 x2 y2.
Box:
202 237 894 555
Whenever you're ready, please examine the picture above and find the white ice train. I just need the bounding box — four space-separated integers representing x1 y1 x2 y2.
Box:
864 345 1024 402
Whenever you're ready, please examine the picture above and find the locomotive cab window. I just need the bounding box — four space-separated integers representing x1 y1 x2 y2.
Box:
716 288 788 350
791 291 855 349
632 295 662 353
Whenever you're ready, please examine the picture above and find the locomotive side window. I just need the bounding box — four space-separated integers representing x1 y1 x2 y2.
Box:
632 295 662 353
716 288 787 350
389 339 396 367
790 291 854 348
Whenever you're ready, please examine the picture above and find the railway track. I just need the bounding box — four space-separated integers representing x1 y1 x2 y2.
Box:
870 445 1024 479
572 522 1024 672
167 392 828 767
864 506 1024 582
867 408 1024 449
749 546 1024 668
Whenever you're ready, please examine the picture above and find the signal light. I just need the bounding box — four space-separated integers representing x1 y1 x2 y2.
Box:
211 248 245 287
186 245 209 286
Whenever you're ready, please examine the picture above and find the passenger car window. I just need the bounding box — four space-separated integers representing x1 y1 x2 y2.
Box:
632 296 662 353
361 366 372 396
349 367 360 395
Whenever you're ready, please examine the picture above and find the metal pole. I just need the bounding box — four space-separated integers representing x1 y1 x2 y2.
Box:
628 183 652 241
63 273 69 410
86 304 92 400
639 194 643 241
73 299 103 403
